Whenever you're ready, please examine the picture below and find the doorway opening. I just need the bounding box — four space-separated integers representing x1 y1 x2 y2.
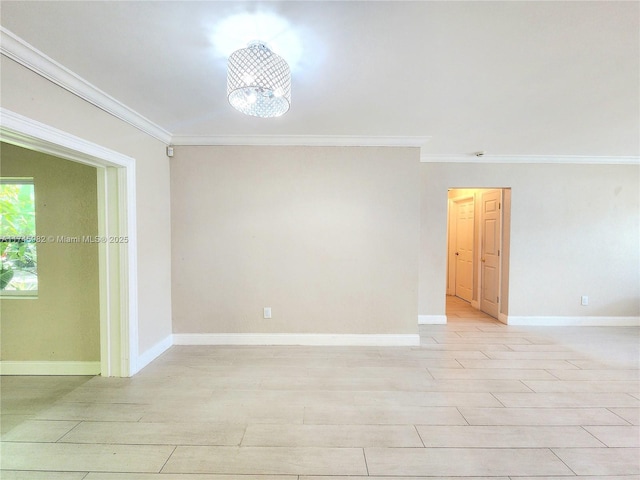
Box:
0 109 138 377
446 188 511 322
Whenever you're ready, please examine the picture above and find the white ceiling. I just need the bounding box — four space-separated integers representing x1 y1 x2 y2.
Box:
1 1 638 156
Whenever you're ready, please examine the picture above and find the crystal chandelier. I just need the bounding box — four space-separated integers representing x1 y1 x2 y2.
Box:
227 41 291 118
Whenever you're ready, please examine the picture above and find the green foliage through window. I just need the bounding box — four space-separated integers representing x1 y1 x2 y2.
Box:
0 179 38 293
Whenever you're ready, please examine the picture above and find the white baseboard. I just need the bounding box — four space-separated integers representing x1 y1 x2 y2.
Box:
506 316 640 326
173 333 420 346
0 361 101 375
135 334 173 373
418 315 447 325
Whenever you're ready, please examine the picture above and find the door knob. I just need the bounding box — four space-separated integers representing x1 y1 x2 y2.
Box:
481 258 485 262
455 252 459 256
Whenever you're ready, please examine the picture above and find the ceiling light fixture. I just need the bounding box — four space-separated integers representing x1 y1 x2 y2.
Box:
227 41 291 118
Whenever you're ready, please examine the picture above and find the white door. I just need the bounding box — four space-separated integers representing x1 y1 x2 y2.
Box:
454 197 474 302
480 189 502 319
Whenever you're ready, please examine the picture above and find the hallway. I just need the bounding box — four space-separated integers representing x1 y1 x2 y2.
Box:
446 294 499 323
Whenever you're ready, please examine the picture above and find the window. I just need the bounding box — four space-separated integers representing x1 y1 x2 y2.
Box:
0 179 38 295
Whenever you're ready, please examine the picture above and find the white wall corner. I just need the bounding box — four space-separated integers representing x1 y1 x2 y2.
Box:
173 333 420 347
134 334 173 373
506 316 640 327
418 315 447 325
0 361 101 375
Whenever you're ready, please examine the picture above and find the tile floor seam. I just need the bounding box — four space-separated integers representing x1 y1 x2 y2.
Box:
54 420 82 443
542 368 563 382
479 349 493 359
490 392 507 407
413 424 426 447
579 425 611 447
238 424 249 446
362 447 369 475
566 359 584 369
456 407 471 425
548 446 580 476
520 379 536 392
605 407 635 426
424 367 436 380
519 380 536 392
622 392 640 402
158 445 177 473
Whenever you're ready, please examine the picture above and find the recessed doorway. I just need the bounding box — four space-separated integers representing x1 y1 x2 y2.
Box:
446 188 511 322
0 110 137 377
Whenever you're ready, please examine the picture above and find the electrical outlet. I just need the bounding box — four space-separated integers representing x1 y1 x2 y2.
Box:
581 296 589 306
263 307 272 319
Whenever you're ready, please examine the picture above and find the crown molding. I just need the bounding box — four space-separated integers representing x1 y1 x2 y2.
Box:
0 27 172 145
420 153 640 165
171 135 430 148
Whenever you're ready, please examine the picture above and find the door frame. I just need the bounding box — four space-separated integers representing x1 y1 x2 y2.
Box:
0 108 138 377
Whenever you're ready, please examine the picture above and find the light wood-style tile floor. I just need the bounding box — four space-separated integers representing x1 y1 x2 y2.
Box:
2 296 639 478
445 295 501 323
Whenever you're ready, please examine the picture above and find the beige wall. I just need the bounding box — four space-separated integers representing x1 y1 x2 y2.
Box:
421 162 640 318
0 57 173 355
171 146 420 335
1 143 100 361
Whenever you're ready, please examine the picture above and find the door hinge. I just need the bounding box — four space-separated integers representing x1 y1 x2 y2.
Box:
499 202 501 209
498 249 500 256
497 296 499 303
